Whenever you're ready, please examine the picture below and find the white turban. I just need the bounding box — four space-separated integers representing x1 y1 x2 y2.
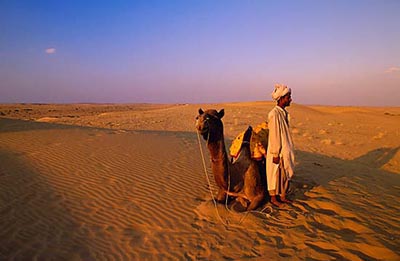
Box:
271 84 291 101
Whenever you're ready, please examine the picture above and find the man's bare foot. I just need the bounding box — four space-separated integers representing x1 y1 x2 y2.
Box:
270 196 283 208
280 196 293 204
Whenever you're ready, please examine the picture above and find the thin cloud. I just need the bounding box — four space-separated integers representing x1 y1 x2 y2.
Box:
45 48 56 54
385 66 400 74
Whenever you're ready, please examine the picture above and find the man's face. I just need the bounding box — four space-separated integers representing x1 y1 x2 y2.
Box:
280 92 292 107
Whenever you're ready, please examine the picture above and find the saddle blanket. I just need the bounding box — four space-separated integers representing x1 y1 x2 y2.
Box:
229 122 269 161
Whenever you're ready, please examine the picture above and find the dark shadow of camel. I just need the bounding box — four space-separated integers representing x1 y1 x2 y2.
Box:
287 148 400 259
224 135 400 259
353 147 400 169
293 147 399 191
222 137 400 199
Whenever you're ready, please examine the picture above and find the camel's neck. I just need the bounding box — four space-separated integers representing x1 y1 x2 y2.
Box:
206 125 229 190
207 139 228 163
207 137 230 188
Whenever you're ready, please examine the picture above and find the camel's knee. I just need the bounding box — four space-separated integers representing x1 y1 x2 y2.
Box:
216 189 226 202
237 197 248 208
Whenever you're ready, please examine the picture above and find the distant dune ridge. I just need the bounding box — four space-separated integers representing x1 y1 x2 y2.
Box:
0 102 399 260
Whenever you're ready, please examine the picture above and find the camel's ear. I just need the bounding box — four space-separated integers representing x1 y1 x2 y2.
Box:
198 108 204 115
217 109 225 119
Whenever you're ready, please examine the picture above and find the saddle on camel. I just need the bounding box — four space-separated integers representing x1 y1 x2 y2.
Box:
196 108 269 211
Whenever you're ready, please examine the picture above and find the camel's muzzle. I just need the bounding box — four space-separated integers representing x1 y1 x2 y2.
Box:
195 118 210 139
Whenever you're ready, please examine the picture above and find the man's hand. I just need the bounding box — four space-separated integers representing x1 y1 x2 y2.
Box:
273 156 280 164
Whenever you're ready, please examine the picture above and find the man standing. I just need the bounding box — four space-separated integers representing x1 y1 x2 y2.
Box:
266 84 295 207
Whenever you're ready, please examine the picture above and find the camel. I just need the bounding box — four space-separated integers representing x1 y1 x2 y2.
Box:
195 108 266 211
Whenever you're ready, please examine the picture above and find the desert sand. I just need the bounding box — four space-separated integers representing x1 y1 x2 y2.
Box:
0 102 399 260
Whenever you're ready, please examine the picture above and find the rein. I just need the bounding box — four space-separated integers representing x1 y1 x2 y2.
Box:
196 117 273 226
196 129 230 226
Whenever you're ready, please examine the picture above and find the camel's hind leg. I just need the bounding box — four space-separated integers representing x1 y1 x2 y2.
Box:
246 192 265 211
243 162 265 211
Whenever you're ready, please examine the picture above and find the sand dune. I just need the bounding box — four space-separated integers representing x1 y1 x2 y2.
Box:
0 103 399 260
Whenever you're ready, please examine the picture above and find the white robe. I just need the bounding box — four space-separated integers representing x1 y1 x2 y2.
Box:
266 106 295 191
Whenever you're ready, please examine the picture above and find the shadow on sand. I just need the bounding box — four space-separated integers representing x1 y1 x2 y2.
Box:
222 135 400 259
0 148 94 259
293 146 399 192
0 117 92 133
0 118 111 259
1 118 399 259
287 147 400 258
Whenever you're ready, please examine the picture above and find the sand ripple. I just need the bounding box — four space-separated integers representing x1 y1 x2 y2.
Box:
0 117 399 260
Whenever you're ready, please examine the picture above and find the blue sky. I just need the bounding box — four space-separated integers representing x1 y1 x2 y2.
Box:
1 0 399 106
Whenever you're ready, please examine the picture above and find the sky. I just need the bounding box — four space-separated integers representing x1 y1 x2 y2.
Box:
1 0 399 106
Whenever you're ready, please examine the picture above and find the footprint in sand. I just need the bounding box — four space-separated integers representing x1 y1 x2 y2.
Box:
292 128 300 134
372 132 385 139
321 139 333 145
319 129 327 135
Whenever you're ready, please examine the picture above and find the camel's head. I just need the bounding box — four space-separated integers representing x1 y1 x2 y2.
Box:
195 108 225 140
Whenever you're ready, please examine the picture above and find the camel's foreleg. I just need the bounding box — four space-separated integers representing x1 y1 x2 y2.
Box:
215 188 226 202
225 191 249 200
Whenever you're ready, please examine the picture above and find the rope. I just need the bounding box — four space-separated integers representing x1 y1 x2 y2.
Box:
222 143 273 224
196 129 273 227
196 131 229 226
